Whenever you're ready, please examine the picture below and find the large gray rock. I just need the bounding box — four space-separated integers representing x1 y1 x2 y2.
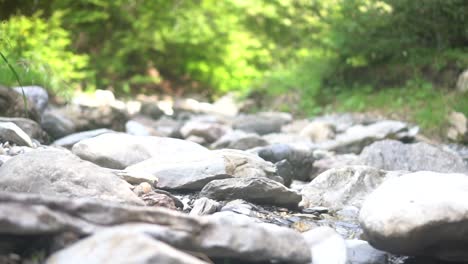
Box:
211 130 269 150
127 153 231 190
233 112 292 135
0 122 34 147
0 149 142 205
13 86 48 114
200 177 302 208
358 140 468 173
311 153 359 179
0 85 40 122
360 171 468 261
41 109 76 139
0 117 48 143
319 120 417 154
46 227 208 264
0 192 311 263
53 128 114 148
302 226 347 264
300 166 403 210
127 149 280 190
72 133 209 169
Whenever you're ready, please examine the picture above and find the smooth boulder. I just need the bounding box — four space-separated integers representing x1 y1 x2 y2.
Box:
360 171 468 261
0 149 142 205
72 133 210 169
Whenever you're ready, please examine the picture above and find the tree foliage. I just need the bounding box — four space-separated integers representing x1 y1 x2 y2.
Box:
0 0 467 98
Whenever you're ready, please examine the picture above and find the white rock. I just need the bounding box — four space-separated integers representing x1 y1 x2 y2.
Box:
302 226 347 264
360 171 468 261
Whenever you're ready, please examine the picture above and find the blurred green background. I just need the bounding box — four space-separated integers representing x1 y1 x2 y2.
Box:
0 0 467 133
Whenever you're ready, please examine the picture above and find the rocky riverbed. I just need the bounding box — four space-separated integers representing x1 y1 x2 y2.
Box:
0 85 467 264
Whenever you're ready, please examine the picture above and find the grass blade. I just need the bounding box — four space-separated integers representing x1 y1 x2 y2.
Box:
0 51 29 116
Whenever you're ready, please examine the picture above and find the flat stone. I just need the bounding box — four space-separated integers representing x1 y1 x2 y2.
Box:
358 140 468 173
72 133 209 169
0 149 142 205
200 177 302 208
0 122 34 147
53 128 114 148
190 197 221 216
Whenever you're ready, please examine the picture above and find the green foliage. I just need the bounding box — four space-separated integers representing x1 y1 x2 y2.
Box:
0 13 89 97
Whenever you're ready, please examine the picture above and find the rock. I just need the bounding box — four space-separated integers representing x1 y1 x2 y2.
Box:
311 153 359 179
233 112 292 135
263 133 313 145
46 227 209 264
128 115 183 137
64 104 128 132
211 93 240 116
127 152 232 190
313 113 377 133
346 240 388 264
190 197 221 216
0 149 142 205
447 111 467 143
200 177 302 208
41 109 76 139
220 199 255 216
456 69 468 93
254 144 315 181
128 148 281 191
140 192 177 210
0 192 311 263
151 116 184 137
0 117 48 143
275 159 294 186
214 149 280 180
133 182 153 196
299 121 335 143
0 122 34 147
358 140 468 173
113 170 158 185
0 85 40 122
13 86 48 114
72 133 209 169
211 130 269 150
300 166 404 210
319 120 416 154
125 120 153 136
281 119 310 134
139 101 165 119
180 120 229 143
302 226 347 264
359 171 468 262
53 128 115 148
